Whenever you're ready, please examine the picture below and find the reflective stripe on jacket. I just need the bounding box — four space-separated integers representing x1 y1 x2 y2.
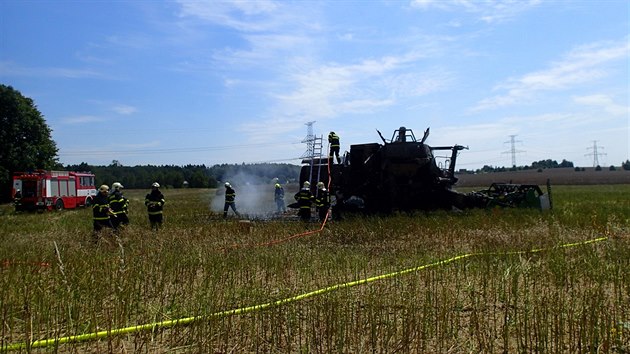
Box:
295 189 314 209
145 191 165 215
328 133 340 147
108 191 128 215
92 193 111 220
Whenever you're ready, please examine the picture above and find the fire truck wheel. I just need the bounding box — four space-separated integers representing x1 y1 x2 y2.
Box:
55 199 64 210
85 197 93 207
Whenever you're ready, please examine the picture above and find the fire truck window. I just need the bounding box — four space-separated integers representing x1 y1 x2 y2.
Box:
60 180 69 196
51 178 59 196
68 179 76 196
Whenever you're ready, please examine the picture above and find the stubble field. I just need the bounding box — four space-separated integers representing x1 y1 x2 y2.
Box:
1 184 629 353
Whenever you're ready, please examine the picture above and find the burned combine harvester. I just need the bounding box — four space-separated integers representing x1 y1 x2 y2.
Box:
299 127 550 214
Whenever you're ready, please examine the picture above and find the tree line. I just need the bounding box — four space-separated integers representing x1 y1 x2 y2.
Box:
472 158 630 174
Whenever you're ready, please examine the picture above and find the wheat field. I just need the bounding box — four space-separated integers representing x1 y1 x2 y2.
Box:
1 185 628 353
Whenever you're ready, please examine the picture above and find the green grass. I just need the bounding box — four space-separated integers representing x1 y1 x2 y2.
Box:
1 185 628 352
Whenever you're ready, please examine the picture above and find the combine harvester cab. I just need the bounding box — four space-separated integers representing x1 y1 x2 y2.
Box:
12 170 97 211
300 126 552 215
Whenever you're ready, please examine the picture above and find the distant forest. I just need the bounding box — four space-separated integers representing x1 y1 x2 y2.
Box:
471 159 630 174
64 158 630 189
63 161 302 189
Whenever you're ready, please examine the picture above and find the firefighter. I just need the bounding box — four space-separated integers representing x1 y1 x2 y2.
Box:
109 182 129 228
274 183 286 213
93 184 115 241
145 182 165 231
223 182 240 218
328 131 341 164
294 181 314 221
315 181 330 222
13 189 22 212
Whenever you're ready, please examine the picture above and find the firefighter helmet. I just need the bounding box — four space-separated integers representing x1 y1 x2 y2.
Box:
317 181 325 189
99 185 109 192
303 181 310 188
275 183 281 188
225 182 231 188
112 182 124 190
152 182 160 188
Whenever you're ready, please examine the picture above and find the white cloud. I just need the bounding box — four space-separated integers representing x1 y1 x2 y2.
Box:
472 38 630 111
212 33 315 68
409 0 542 23
111 104 138 115
0 61 103 79
175 0 312 33
61 115 105 124
272 57 403 120
384 70 454 97
573 94 627 116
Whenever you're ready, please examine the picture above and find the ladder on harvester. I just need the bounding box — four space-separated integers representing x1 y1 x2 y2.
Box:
301 134 325 188
312 135 324 186
301 122 325 188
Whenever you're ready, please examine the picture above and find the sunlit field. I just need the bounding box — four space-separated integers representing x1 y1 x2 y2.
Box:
1 185 628 353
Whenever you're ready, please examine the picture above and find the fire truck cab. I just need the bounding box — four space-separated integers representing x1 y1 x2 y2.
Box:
12 170 97 211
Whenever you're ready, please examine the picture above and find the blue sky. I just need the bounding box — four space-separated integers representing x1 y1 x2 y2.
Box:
1 0 628 170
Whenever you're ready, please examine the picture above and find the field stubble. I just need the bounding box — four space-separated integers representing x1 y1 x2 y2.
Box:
0 185 628 353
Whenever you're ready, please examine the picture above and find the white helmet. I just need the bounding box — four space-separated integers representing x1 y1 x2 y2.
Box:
225 182 231 188
303 181 310 188
99 185 109 192
317 181 325 189
112 182 124 190
152 182 160 188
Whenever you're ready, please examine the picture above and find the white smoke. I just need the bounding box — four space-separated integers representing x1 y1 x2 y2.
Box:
209 172 287 218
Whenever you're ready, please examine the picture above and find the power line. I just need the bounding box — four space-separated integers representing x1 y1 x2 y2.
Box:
585 140 606 167
300 121 316 159
502 135 524 167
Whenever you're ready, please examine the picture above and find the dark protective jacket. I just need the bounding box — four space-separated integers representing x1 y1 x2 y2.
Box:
92 192 111 220
108 190 128 215
328 132 340 147
294 188 314 210
315 188 330 208
145 190 165 215
225 186 236 203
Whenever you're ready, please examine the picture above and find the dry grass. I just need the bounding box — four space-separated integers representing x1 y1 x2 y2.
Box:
0 185 628 353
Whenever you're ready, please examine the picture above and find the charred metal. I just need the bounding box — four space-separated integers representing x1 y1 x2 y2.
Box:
299 127 551 215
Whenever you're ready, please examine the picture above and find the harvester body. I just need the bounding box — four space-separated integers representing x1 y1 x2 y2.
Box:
299 126 550 214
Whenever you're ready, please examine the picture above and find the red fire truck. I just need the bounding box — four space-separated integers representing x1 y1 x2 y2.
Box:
12 170 97 211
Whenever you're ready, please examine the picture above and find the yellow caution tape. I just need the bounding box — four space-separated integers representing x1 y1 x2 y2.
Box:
2 236 608 351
